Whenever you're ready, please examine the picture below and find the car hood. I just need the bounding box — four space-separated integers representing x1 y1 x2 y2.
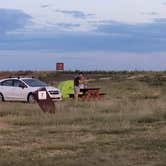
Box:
30 86 60 92
45 86 60 92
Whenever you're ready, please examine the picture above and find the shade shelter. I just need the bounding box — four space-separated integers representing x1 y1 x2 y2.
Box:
58 80 74 99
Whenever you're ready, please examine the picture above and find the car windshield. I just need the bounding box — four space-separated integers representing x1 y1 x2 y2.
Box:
22 79 48 87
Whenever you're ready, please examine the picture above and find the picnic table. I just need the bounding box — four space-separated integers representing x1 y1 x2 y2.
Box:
69 88 106 100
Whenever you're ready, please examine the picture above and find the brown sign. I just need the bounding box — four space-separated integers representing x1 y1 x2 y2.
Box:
56 63 64 71
34 88 55 113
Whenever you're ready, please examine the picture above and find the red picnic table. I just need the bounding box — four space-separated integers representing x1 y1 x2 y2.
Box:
69 88 106 100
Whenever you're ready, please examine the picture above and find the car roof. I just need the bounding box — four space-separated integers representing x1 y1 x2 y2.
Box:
19 77 34 80
0 77 34 82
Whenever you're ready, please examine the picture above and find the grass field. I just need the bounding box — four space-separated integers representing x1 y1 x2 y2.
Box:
1 72 166 166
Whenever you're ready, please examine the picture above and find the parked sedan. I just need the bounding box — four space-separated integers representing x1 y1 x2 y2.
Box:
0 77 62 103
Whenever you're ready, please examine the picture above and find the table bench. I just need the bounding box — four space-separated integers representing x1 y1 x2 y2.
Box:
68 93 84 98
69 88 106 100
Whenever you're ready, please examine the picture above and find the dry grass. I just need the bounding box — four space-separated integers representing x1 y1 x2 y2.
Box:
1 72 166 166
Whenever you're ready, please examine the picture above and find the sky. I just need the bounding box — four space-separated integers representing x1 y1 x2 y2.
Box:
0 0 166 70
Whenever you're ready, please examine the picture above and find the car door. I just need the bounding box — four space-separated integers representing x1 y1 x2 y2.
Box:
0 79 14 100
13 80 29 101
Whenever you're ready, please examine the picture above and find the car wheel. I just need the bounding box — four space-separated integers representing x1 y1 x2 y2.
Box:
0 93 4 102
28 94 35 104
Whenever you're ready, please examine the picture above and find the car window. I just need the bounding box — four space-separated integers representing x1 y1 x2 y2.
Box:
1 80 13 86
22 79 48 87
13 80 26 87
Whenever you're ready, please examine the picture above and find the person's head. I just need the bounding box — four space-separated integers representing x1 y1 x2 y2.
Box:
78 72 84 78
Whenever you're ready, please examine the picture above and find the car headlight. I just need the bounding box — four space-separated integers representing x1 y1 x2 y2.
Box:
48 90 60 95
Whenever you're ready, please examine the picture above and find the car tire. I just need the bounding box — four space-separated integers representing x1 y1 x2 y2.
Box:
28 93 35 104
0 93 4 102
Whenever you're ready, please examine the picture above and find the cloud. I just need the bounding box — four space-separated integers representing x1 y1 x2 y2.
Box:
40 5 49 8
1 15 166 53
141 12 159 16
0 8 32 36
95 19 166 38
56 10 95 19
88 19 166 52
154 18 166 22
57 23 80 29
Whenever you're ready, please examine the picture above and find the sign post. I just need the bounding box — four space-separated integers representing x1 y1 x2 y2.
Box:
34 88 55 113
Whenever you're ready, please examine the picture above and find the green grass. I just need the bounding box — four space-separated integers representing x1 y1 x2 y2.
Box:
1 72 166 165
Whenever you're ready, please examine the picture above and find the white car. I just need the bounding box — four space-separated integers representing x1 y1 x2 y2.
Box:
0 77 62 103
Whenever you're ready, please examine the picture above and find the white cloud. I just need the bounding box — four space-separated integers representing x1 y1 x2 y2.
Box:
1 0 166 32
